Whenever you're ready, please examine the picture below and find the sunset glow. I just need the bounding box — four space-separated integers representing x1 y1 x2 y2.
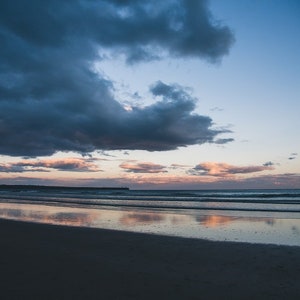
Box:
0 0 299 189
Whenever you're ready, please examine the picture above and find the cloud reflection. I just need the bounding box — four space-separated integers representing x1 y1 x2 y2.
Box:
120 212 165 226
48 212 96 226
195 215 276 228
196 215 238 227
0 207 97 227
1 202 299 246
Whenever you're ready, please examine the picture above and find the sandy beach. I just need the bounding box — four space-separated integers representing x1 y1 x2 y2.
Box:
0 219 299 299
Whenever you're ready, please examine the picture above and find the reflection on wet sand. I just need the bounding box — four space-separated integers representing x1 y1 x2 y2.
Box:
0 202 300 246
0 203 283 231
195 215 276 228
0 203 284 230
196 215 238 227
0 205 98 227
170 215 193 225
118 211 277 229
120 212 165 226
47 212 96 227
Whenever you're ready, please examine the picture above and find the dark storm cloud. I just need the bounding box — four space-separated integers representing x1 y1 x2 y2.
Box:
0 0 234 157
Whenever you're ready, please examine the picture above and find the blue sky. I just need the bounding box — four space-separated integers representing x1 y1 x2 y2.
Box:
0 0 299 189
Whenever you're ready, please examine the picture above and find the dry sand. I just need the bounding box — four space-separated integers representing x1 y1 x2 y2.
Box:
0 219 299 299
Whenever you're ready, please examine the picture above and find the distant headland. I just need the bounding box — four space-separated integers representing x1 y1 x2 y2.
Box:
0 184 129 191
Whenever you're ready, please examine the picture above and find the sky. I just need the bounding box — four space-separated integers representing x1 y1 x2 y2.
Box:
0 0 299 189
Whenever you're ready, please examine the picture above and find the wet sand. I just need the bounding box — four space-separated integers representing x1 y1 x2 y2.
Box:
0 219 299 299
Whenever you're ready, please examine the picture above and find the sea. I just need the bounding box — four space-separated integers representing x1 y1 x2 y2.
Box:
0 185 300 246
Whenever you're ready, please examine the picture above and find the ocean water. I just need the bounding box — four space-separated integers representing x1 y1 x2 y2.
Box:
0 186 300 246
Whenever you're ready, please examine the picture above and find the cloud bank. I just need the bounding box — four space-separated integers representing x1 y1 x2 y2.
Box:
190 162 274 177
0 158 100 173
0 0 234 157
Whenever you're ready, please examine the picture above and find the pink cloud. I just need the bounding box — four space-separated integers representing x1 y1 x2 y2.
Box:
190 162 274 177
0 158 101 173
120 162 167 173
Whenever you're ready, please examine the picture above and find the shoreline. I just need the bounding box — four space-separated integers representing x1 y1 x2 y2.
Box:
0 219 300 299
1 200 300 246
